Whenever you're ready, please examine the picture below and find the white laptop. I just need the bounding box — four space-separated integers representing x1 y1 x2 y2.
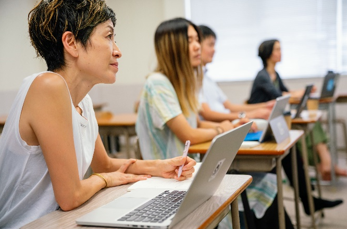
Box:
241 95 290 148
76 122 252 229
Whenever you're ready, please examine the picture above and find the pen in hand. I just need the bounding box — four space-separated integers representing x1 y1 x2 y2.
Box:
178 140 190 178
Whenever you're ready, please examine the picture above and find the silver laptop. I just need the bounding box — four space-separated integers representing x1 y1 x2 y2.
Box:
76 122 252 228
241 95 290 148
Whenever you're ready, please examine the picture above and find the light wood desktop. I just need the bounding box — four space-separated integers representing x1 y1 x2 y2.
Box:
22 175 252 229
94 112 137 158
189 130 304 229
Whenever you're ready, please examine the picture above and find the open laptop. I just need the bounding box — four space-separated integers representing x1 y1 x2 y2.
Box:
291 84 313 119
76 122 252 229
242 95 290 147
311 71 339 99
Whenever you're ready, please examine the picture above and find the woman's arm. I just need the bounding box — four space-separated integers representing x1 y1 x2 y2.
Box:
90 135 196 180
22 74 117 211
199 103 239 122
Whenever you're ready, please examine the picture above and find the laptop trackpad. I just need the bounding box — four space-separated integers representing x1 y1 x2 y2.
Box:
102 197 148 210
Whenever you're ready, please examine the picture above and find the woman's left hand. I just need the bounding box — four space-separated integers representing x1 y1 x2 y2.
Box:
159 156 196 181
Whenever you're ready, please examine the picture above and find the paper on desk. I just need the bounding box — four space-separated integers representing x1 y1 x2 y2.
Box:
127 163 201 191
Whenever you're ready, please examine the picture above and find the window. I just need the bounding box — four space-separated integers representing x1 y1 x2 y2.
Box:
188 0 347 81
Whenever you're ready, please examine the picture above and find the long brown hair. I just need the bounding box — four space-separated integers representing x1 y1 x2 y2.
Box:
154 17 203 116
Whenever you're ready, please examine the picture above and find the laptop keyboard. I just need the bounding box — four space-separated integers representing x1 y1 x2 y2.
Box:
117 190 186 223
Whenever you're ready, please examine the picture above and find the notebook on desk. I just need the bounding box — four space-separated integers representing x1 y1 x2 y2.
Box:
241 95 290 148
76 122 252 229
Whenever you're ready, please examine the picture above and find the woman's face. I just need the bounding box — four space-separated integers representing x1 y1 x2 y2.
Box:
201 36 216 66
188 25 201 67
269 41 281 64
77 19 122 84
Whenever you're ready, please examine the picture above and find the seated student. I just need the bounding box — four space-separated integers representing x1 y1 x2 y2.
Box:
0 1 196 228
199 26 343 220
198 26 274 122
249 39 347 180
136 17 295 229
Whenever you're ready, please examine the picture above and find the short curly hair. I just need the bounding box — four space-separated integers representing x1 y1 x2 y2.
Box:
28 0 116 71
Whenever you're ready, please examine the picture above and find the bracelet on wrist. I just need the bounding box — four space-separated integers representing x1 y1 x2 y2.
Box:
92 173 108 188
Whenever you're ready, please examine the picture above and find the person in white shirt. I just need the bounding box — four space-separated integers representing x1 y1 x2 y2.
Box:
198 25 274 122
0 1 195 228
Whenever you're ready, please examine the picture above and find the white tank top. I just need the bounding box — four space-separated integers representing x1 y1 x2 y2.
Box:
0 72 98 228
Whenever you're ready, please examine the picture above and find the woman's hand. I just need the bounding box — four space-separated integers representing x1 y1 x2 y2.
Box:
104 159 151 187
158 156 196 181
234 118 258 132
219 120 235 132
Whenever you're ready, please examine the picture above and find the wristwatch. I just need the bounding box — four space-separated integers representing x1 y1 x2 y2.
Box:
238 112 246 119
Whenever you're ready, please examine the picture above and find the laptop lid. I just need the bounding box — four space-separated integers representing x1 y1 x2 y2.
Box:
170 121 252 227
320 72 339 99
258 95 290 142
293 84 313 119
76 122 252 228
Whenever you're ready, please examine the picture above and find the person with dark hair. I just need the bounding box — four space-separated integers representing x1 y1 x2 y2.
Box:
249 39 305 104
0 1 195 228
248 39 344 215
249 39 347 180
136 18 238 160
198 25 274 122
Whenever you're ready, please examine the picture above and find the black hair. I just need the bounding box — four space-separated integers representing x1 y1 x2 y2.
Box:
28 0 116 71
258 39 279 68
198 25 216 40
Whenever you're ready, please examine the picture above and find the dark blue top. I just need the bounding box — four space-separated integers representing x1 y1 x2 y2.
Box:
248 68 288 104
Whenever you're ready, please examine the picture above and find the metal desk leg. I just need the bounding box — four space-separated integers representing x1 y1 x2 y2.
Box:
124 128 131 158
231 199 240 229
276 157 285 229
311 131 324 218
291 146 301 229
301 134 317 229
328 102 337 185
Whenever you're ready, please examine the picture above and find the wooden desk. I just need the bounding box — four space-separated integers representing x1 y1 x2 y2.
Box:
292 110 323 229
189 130 304 229
96 112 137 158
22 175 252 229
290 96 338 186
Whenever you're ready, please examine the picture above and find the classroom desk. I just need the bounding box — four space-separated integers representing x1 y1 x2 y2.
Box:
96 112 137 158
291 110 323 229
22 175 252 229
290 96 338 186
189 130 304 229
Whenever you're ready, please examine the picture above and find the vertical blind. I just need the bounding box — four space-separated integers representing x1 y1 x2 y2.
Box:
188 0 347 81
